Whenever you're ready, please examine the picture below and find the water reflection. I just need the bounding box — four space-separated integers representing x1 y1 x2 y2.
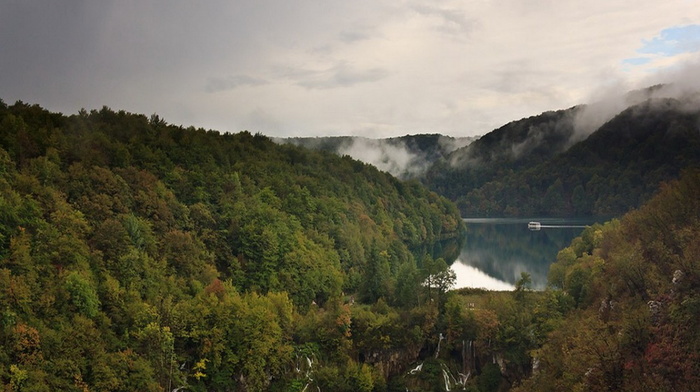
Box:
451 263 514 290
451 218 598 290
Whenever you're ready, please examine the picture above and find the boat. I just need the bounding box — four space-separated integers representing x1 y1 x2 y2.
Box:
528 221 541 230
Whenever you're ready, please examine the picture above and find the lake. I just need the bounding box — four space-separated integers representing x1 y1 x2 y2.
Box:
450 218 603 290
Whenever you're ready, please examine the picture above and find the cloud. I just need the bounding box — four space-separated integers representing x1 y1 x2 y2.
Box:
331 135 476 178
337 138 428 178
205 75 268 93
2 0 699 139
573 58 700 139
292 64 391 90
410 4 477 37
338 30 372 43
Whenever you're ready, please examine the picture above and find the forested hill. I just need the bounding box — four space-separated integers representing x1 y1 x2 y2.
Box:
276 134 475 179
514 168 700 391
425 97 700 217
0 100 463 390
425 107 577 202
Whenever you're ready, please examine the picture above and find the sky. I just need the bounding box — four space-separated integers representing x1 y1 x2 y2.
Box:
2 1 700 138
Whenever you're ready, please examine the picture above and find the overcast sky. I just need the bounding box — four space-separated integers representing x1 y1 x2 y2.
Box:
2 1 699 138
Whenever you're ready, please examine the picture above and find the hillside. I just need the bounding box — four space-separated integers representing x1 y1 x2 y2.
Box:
514 168 700 391
276 134 475 179
0 100 464 391
425 95 700 217
2 97 697 391
425 107 577 202
427 168 700 392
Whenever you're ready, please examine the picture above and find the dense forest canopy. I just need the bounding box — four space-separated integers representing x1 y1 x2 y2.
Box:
515 168 700 391
425 96 700 217
0 100 465 391
1 98 698 392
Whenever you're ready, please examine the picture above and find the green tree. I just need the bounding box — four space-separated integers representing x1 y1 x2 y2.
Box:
421 256 456 308
64 271 101 318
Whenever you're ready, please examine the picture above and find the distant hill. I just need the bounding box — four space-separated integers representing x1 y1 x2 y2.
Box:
425 107 579 201
424 87 700 217
275 134 476 179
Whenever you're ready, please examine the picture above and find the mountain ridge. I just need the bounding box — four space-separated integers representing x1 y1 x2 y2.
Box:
424 91 700 217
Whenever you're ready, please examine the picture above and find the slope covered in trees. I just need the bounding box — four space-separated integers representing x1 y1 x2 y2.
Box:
0 100 464 391
514 168 700 391
425 107 577 203
402 169 700 392
425 97 700 217
277 134 475 179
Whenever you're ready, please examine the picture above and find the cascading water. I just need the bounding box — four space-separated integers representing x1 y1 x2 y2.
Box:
408 362 423 375
405 333 471 391
441 362 468 391
435 332 444 359
462 339 476 379
295 355 317 392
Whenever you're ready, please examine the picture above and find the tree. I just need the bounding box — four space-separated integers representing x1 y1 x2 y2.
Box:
360 242 393 303
64 271 101 318
421 255 456 308
514 272 532 301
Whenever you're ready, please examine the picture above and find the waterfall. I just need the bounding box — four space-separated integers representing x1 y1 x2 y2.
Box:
435 332 444 359
462 339 476 378
408 362 423 375
295 355 316 392
441 362 467 391
442 367 452 391
532 356 540 374
441 363 457 391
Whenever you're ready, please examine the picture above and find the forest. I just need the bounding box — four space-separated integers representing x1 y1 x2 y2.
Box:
425 97 700 217
0 100 465 391
1 99 698 391
516 168 700 391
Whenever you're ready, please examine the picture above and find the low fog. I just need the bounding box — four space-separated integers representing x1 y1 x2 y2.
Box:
277 135 475 179
337 138 428 179
573 60 700 141
276 61 700 175
447 60 700 169
340 136 475 179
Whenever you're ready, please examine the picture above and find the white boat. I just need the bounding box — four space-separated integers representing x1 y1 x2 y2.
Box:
528 221 541 230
